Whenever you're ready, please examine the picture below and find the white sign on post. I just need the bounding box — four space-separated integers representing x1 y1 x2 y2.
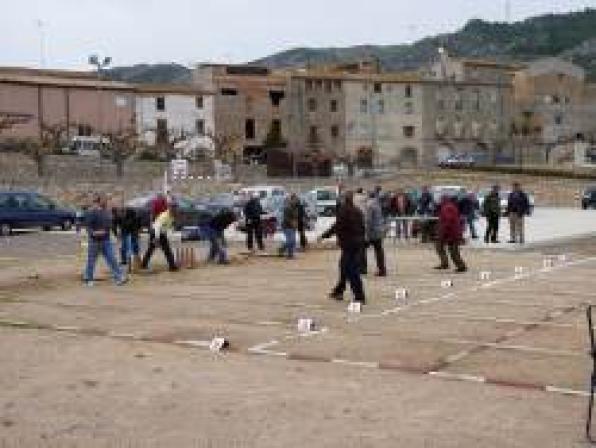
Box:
480 271 491 281
514 266 524 276
441 279 453 288
209 337 229 352
170 158 189 180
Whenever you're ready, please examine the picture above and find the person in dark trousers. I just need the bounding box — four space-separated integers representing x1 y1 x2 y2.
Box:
83 194 127 286
417 185 435 243
457 189 479 240
434 195 467 273
297 198 308 250
244 194 265 252
114 206 142 266
207 208 236 264
391 188 414 240
141 200 178 271
320 191 366 304
365 192 387 276
507 182 530 244
483 185 501 244
279 193 300 259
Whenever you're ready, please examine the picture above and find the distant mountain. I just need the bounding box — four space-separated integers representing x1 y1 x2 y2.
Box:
253 8 596 80
107 63 191 84
107 8 596 84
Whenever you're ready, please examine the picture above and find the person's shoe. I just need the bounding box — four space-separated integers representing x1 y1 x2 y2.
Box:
508 240 516 244
355 299 366 305
116 277 129 286
169 266 180 272
328 292 343 301
472 235 479 240
454 267 468 273
492 240 500 244
375 271 387 277
120 261 127 266
84 280 94 287
434 265 449 270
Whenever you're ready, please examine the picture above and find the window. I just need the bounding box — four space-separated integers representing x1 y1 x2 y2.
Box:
269 90 285 107
360 99 368 114
29 195 53 210
245 119 255 140
315 80 323 90
437 99 445 111
455 97 463 111
156 96 165 111
330 99 338 112
308 126 319 144
196 119 205 135
195 96 203 109
473 90 481 111
331 125 340 138
325 80 332 92
220 88 237 96
305 80 313 91
377 99 385 114
333 80 342 90
374 83 382 93
403 126 415 138
405 85 412 98
156 118 168 144
554 115 563 125
77 124 92 136
271 119 281 137
308 98 317 112
404 102 414 115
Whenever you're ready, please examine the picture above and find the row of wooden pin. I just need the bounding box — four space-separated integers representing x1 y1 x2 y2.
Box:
175 246 198 269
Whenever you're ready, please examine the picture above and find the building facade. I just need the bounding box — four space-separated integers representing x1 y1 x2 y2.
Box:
135 84 214 147
0 67 136 141
193 64 288 163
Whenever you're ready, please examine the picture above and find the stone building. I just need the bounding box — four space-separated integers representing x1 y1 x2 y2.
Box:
192 64 288 163
512 57 596 163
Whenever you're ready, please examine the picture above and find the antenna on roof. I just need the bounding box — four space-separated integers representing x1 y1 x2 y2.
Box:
36 19 47 68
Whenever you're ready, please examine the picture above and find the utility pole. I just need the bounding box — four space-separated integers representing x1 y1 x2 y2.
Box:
36 20 47 68
88 54 112 137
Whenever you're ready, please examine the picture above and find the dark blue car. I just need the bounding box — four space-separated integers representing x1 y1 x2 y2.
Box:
0 191 77 236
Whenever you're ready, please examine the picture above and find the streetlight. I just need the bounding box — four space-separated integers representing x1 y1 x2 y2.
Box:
88 54 112 78
88 54 112 145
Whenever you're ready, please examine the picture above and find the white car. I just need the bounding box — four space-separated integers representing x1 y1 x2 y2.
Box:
238 185 288 212
305 187 338 217
430 185 465 202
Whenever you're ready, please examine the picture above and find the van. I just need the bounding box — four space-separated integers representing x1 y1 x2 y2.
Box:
62 136 109 157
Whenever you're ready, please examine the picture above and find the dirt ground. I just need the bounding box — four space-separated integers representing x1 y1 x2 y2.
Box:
1 234 596 447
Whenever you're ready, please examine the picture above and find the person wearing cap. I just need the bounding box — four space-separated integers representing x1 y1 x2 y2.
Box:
141 200 178 271
83 193 127 286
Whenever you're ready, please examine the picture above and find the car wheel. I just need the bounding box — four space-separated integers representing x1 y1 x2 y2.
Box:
61 219 73 231
0 223 11 237
42 225 52 231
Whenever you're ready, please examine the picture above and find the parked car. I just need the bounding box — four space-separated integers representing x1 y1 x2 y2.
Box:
477 189 535 216
438 154 475 168
61 136 109 157
125 193 209 230
238 185 288 212
305 187 338 217
582 186 596 209
430 185 465 203
0 191 77 236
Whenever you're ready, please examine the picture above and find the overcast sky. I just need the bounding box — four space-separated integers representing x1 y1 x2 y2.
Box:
2 0 595 70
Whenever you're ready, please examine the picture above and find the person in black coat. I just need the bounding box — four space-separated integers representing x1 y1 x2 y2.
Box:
207 208 236 264
243 194 265 251
320 191 366 304
297 199 308 250
507 182 530 244
113 206 142 266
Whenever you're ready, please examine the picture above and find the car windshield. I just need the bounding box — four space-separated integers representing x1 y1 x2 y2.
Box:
316 190 337 201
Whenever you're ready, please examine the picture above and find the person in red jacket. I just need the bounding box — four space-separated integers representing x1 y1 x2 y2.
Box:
434 195 467 273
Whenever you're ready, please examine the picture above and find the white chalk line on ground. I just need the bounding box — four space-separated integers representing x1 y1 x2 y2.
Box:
245 255 596 397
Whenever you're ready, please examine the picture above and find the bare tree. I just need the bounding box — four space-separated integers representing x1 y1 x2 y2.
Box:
105 123 138 178
205 130 242 175
27 123 68 177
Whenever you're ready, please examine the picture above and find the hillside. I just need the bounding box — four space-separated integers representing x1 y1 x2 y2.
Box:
255 8 596 78
107 8 596 83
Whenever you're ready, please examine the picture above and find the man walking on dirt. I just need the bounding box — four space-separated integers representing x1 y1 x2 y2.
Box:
483 185 501 244
320 191 366 305
434 195 467 273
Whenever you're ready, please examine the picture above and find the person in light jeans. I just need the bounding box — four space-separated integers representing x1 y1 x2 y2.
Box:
278 194 300 259
84 194 126 286
206 208 236 264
